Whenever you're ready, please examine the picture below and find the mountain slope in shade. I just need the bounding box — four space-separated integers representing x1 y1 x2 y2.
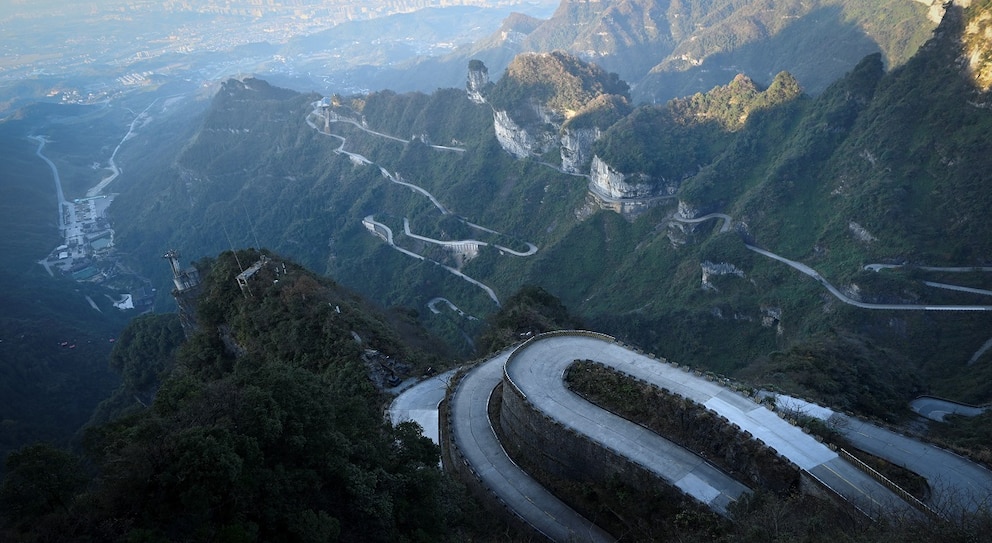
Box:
433 0 939 103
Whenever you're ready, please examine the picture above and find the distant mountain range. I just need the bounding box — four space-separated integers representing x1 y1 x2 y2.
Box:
3 0 990 489
368 0 943 103
97 2 992 426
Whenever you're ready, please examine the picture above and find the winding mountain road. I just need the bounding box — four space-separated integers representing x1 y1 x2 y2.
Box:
403 218 538 257
310 101 545 308
775 394 992 513
747 245 992 311
450 349 614 542
439 334 926 540
363 215 501 306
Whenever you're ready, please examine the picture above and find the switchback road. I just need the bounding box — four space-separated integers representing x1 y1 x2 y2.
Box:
504 335 917 518
450 349 614 542
440 335 921 541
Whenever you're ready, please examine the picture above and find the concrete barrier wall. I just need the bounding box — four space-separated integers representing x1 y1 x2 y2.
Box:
573 360 801 494
439 369 545 540
499 370 697 509
837 448 938 519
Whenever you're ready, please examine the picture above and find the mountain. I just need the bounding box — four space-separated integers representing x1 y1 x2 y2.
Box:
96 2 992 428
0 249 480 542
5 2 992 538
396 0 940 104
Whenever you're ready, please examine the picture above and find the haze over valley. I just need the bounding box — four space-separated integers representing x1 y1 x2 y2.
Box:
3 1 992 541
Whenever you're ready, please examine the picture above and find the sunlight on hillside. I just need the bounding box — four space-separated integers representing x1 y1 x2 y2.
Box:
965 6 992 90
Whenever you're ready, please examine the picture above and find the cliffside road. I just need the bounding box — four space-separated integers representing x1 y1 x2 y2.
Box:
505 336 917 518
403 218 538 257
388 369 457 445
775 394 992 512
310 104 543 308
311 103 465 152
909 396 988 422
924 281 992 297
671 213 733 233
506 338 751 515
380 169 448 214
866 264 992 273
747 245 992 311
427 297 477 320
363 215 501 305
451 350 614 543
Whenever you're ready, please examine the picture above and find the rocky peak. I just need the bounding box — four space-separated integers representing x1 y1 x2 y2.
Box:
589 155 656 199
467 59 490 104
962 1 992 90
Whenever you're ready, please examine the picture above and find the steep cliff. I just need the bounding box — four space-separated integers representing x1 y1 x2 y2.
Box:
466 59 490 104
483 51 630 169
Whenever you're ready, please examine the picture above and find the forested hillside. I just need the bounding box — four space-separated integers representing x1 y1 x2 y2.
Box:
99 3 992 430
0 250 482 542
383 0 939 103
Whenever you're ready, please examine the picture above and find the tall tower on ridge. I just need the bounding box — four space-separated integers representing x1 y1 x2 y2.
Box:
163 250 202 338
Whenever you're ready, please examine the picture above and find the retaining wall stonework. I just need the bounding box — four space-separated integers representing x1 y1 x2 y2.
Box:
440 372 543 540
498 370 699 508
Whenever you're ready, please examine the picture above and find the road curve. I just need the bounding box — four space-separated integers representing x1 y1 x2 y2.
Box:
505 336 751 515
775 393 992 513
403 218 538 257
450 350 614 542
503 335 917 519
670 213 733 233
747 244 992 311
444 335 918 541
363 215 500 306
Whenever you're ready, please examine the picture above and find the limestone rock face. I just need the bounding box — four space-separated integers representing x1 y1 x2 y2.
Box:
701 260 745 291
493 109 557 158
963 2 992 91
560 127 600 173
677 200 700 220
914 0 969 24
467 64 490 104
589 155 655 198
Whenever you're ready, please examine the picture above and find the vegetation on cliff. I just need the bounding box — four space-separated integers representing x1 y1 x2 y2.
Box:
95 4 992 442
487 50 630 127
0 250 478 542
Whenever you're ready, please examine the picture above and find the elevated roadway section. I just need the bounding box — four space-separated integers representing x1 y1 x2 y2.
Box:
775 394 992 513
439 334 926 541
504 334 918 519
449 349 613 542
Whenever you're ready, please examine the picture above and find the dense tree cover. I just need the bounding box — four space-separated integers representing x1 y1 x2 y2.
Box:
0 124 131 474
487 50 630 126
594 70 803 181
96 4 992 450
86 313 185 427
0 250 473 542
477 284 585 352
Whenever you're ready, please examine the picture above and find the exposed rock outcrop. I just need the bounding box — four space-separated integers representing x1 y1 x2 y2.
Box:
560 127 600 173
467 60 490 104
677 200 700 220
493 109 557 158
589 155 655 199
915 0 970 24
701 260 745 292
